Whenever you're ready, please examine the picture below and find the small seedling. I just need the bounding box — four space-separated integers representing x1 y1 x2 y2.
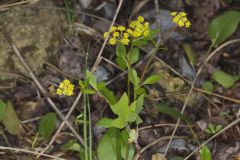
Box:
204 123 222 135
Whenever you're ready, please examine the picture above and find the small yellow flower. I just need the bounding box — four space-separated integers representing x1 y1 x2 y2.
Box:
171 11 191 28
56 79 74 96
132 30 141 38
127 29 133 35
113 31 120 37
109 38 117 45
118 26 126 31
120 38 130 45
110 26 117 32
123 32 129 38
171 12 177 16
185 21 191 28
137 16 144 22
143 30 149 37
103 32 109 39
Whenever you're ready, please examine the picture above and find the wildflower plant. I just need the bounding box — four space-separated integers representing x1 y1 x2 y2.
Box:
56 13 191 160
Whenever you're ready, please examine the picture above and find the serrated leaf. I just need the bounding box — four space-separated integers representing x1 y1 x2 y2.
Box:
200 145 212 160
212 70 235 88
208 10 240 46
0 100 6 121
201 81 214 92
128 48 139 64
86 70 98 90
2 101 21 135
143 74 162 85
38 112 57 139
96 118 113 128
158 103 190 122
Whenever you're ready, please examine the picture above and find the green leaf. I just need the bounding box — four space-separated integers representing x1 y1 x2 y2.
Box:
134 87 146 96
96 118 113 128
120 130 135 160
212 70 235 88
116 43 126 58
182 43 196 67
38 112 57 139
147 29 159 40
130 69 140 87
132 39 148 47
128 48 139 64
0 100 6 121
2 101 21 135
201 81 214 92
82 88 96 94
100 86 117 105
97 128 120 160
86 70 98 90
61 140 82 152
143 74 162 85
116 43 128 69
200 145 212 160
110 93 137 129
208 10 240 46
158 103 190 122
136 94 144 114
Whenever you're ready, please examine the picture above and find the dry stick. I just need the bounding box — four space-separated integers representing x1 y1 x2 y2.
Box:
91 0 124 72
184 117 240 160
133 136 186 160
37 0 124 157
163 39 240 156
10 44 84 147
0 146 65 160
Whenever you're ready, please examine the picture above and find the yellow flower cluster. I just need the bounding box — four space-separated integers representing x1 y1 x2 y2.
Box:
129 16 149 38
103 16 150 45
171 12 191 28
56 79 74 96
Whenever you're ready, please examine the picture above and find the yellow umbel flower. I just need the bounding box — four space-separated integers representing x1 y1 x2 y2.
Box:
171 11 191 28
109 38 117 45
129 16 149 38
56 79 74 96
117 26 126 31
102 15 151 45
120 38 130 45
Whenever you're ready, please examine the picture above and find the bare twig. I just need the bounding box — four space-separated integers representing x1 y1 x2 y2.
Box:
184 117 240 160
91 0 124 72
0 145 66 160
164 39 240 156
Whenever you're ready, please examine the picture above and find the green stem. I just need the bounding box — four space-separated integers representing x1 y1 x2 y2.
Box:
31 132 39 150
87 94 92 160
83 92 88 160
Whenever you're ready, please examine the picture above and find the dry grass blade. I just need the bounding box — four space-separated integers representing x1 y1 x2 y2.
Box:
0 0 39 11
164 39 240 156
